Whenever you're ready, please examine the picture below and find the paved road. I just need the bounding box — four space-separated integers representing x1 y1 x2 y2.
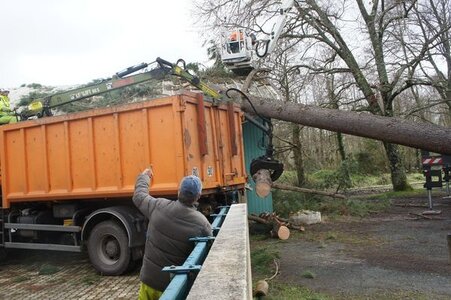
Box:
0 250 140 300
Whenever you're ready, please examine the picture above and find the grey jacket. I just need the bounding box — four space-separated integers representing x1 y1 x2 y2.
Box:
132 174 212 292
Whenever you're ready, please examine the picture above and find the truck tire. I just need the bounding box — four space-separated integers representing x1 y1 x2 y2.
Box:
87 220 131 275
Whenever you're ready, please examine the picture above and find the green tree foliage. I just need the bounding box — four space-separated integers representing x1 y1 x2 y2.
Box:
18 91 52 107
355 140 389 175
17 79 161 115
59 81 160 114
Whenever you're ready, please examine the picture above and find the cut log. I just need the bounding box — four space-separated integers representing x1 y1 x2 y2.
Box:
272 183 346 199
254 280 269 297
253 169 272 198
270 224 290 240
248 215 291 239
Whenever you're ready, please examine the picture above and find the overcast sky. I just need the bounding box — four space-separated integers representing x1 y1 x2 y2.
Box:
0 0 208 88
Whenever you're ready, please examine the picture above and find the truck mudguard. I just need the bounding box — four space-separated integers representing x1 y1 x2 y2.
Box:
81 206 146 248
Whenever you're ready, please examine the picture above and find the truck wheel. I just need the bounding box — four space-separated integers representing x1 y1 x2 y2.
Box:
87 220 131 275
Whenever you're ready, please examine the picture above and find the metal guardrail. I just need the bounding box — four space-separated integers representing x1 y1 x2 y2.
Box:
159 206 230 300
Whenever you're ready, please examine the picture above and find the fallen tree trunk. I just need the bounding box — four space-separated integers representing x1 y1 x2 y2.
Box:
238 95 451 155
272 183 346 199
248 215 270 224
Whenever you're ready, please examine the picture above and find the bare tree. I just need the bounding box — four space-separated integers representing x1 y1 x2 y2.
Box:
194 0 445 190
268 47 311 186
414 0 451 125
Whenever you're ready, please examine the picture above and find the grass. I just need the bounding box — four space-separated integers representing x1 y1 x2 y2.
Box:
250 241 328 299
280 170 424 190
38 264 59 275
272 171 430 218
301 271 316 279
334 289 442 300
12 275 31 283
362 188 430 200
260 281 330 300
251 246 280 276
82 274 101 285
272 189 391 218
273 170 428 218
300 170 393 189
300 229 385 247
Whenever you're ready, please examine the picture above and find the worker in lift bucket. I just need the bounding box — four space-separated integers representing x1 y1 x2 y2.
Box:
229 30 244 53
133 167 212 300
0 89 17 124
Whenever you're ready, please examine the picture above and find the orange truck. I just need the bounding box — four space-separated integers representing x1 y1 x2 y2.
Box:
0 92 246 274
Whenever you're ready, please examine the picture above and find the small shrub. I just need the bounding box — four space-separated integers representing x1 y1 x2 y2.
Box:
277 170 298 186
301 270 316 279
308 158 357 191
354 139 388 174
18 91 51 107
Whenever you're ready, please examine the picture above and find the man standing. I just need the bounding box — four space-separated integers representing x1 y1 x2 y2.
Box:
133 168 212 300
0 89 17 124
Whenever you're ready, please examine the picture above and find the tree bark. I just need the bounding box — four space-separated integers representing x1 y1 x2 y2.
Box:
337 132 346 161
383 142 410 191
291 124 306 186
238 96 451 155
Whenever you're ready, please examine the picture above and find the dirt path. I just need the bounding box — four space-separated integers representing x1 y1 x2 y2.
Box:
275 196 451 299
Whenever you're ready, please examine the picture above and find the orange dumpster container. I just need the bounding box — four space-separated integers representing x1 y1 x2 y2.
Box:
0 92 246 208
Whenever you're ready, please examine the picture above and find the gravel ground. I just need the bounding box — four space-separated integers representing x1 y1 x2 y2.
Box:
276 194 451 299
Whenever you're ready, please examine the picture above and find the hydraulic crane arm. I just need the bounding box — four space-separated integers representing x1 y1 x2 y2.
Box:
156 58 221 100
255 0 295 58
19 58 220 119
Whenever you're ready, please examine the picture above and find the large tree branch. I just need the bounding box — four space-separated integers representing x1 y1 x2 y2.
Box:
302 0 379 111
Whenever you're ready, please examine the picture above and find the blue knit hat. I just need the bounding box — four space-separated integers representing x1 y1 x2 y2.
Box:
179 175 202 198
